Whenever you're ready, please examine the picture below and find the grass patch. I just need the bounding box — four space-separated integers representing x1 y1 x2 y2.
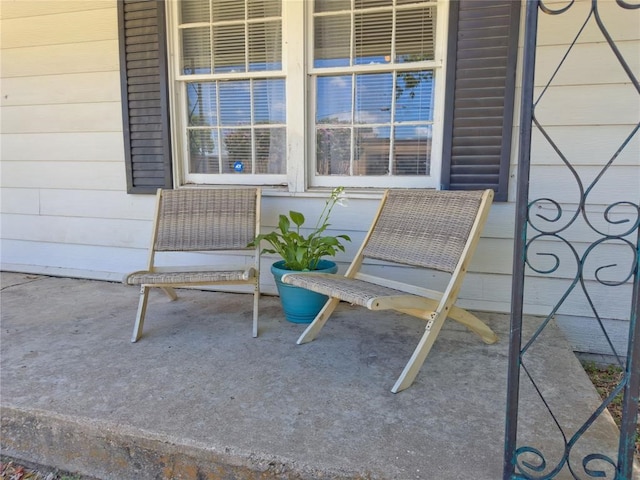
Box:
0 459 86 480
582 361 639 457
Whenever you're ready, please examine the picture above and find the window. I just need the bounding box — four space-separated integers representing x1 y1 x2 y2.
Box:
172 0 286 184
167 0 447 189
311 0 444 188
120 0 518 198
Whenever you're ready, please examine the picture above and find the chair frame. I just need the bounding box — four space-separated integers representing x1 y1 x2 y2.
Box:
124 187 261 341
282 189 496 393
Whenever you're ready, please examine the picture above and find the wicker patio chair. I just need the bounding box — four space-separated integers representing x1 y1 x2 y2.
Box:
282 189 497 393
123 187 261 341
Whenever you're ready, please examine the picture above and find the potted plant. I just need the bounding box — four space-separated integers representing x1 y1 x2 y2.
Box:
249 187 351 323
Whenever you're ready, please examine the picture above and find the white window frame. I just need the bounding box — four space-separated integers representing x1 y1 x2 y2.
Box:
166 0 448 192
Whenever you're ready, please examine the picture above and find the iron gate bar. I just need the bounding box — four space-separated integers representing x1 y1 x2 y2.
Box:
504 0 640 479
503 0 538 477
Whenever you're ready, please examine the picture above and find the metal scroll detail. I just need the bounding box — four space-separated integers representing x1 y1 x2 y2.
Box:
505 1 640 479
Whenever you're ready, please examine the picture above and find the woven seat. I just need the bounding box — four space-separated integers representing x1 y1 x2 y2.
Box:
123 188 261 341
282 189 497 393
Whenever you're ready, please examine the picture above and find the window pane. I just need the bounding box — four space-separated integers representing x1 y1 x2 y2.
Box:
255 128 286 174
355 0 392 8
248 0 281 18
314 14 351 68
254 79 286 123
316 76 352 123
219 81 251 125
187 82 217 126
396 6 436 62
249 21 282 71
314 0 347 13
395 70 434 122
188 129 219 173
180 0 209 24
316 127 351 175
354 126 390 175
222 128 252 173
213 24 246 73
354 10 392 65
211 0 244 21
355 73 392 124
393 125 431 175
182 27 211 74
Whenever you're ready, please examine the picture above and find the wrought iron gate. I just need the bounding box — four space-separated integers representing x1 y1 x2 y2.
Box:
503 1 640 479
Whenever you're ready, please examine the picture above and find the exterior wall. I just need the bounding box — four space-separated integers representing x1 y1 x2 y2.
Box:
0 0 637 356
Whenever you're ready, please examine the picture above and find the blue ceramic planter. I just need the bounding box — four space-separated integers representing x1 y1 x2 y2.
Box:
270 260 338 324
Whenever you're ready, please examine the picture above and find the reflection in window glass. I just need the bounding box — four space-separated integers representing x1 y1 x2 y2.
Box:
222 128 252 174
182 28 211 74
188 130 219 173
213 24 246 73
355 73 392 124
394 125 431 175
395 71 433 123
255 128 286 174
312 0 437 179
354 10 392 66
249 21 282 71
187 82 217 126
396 7 436 62
316 128 351 175
254 79 286 123
315 71 433 176
181 0 209 24
355 126 390 175
186 79 285 175
316 76 352 123
314 14 351 68
180 0 282 75
219 81 251 126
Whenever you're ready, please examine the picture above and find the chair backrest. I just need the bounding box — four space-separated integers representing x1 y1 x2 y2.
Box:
362 189 488 273
153 188 259 252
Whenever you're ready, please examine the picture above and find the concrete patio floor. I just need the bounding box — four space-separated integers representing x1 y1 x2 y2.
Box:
0 271 629 479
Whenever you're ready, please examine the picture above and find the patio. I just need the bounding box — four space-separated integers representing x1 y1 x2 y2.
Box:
0 271 625 480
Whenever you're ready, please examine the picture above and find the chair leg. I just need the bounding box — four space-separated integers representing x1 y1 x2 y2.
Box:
447 306 498 344
297 298 340 344
161 287 178 300
252 283 260 338
391 311 447 393
131 285 150 343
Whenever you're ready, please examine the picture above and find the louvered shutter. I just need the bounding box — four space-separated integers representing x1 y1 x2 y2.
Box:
441 0 521 202
118 0 172 194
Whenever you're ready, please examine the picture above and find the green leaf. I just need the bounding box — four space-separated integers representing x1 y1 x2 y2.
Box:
289 211 305 227
278 214 290 233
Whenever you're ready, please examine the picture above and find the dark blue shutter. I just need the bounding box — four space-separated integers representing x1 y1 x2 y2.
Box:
441 0 521 202
118 0 172 194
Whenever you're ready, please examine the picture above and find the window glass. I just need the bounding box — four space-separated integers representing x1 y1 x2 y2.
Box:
312 0 438 180
186 79 286 175
177 1 285 179
171 0 442 187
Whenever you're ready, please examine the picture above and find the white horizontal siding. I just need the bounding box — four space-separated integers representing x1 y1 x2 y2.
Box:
1 103 122 134
1 162 125 190
534 42 639 87
1 133 125 162
530 125 639 166
535 0 640 45
0 0 114 20
1 72 121 106
0 7 116 48
0 40 120 78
